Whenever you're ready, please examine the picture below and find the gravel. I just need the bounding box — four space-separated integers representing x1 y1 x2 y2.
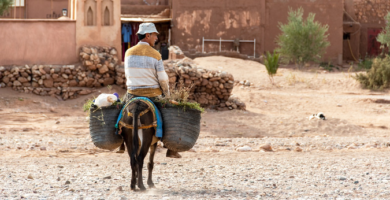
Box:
1 135 390 199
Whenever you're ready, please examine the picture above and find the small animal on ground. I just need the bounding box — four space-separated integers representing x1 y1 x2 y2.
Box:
309 112 326 120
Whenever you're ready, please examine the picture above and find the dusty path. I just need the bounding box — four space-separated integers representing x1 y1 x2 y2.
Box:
0 56 389 199
1 150 390 199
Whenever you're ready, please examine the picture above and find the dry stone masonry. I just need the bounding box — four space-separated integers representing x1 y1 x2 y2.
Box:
354 0 390 24
0 46 245 110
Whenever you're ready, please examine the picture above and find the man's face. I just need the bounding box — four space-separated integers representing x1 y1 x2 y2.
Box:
146 33 158 47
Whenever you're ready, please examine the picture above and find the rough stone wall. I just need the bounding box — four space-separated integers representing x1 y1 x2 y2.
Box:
162 58 245 110
354 0 389 24
0 46 245 110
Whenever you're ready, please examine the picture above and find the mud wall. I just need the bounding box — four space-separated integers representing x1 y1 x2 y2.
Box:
0 0 69 19
0 20 78 65
171 0 343 62
75 0 122 64
264 0 343 63
171 0 263 57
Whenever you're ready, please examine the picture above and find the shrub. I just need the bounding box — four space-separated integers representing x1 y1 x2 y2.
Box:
0 0 13 16
358 56 374 71
276 7 330 68
354 56 390 90
320 62 339 72
377 12 390 53
264 51 280 84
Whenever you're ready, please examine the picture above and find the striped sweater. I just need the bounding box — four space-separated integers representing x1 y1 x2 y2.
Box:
124 42 169 97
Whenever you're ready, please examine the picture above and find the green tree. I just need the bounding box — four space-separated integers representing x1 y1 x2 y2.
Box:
276 7 330 68
0 0 13 16
377 12 390 53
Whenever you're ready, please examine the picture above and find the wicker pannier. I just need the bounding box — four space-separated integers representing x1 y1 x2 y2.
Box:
89 104 123 150
159 104 201 152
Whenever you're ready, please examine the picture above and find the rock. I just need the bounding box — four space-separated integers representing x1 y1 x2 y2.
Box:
236 146 252 152
295 147 303 152
65 180 71 184
110 49 117 55
69 80 78 87
98 65 109 74
103 176 111 180
339 176 347 181
2 76 9 84
62 74 69 79
13 80 22 87
18 77 28 83
79 89 92 95
43 79 54 88
40 147 46 151
82 47 92 54
259 143 273 151
117 186 123 191
103 78 115 85
28 174 33 179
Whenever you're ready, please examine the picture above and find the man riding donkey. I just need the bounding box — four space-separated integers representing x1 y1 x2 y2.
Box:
117 22 181 158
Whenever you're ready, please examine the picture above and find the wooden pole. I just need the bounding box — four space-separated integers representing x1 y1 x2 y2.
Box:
51 0 53 18
19 0 21 19
14 0 16 19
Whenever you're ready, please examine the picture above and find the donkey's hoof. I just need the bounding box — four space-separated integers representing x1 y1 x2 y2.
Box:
130 185 136 191
138 185 146 191
148 183 155 188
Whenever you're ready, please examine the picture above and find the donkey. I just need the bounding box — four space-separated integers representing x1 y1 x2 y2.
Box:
120 99 160 191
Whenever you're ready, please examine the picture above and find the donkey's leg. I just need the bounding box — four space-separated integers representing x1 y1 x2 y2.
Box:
136 129 153 191
147 142 157 188
122 129 137 190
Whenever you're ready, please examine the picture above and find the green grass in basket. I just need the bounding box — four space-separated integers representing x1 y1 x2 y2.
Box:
83 98 95 112
158 98 205 113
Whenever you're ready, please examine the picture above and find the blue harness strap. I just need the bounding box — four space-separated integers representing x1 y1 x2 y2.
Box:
115 97 163 138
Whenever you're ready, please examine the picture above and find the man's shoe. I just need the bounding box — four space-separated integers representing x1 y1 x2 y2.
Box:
166 149 181 158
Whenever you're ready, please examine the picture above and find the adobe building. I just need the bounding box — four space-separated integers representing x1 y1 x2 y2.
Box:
344 0 389 59
1 0 386 66
0 0 121 65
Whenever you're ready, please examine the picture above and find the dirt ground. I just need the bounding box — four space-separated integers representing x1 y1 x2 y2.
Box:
0 56 390 199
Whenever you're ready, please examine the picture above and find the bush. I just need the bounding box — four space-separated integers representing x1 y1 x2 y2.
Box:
264 51 280 84
358 56 374 71
320 62 339 72
377 12 390 53
354 56 390 90
276 7 330 67
0 0 13 16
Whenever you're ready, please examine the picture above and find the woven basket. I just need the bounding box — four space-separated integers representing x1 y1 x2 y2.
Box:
89 104 123 150
160 104 201 152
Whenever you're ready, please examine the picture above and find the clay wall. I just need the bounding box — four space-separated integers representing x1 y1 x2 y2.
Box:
0 0 69 19
75 0 122 64
264 0 343 63
0 20 77 65
171 0 343 62
171 0 263 57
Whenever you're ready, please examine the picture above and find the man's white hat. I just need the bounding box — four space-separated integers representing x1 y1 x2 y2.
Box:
137 23 159 35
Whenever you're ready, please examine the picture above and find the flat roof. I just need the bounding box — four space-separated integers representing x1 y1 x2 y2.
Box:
121 17 171 23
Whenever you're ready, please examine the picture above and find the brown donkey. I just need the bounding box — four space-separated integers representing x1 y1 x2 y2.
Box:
119 99 159 191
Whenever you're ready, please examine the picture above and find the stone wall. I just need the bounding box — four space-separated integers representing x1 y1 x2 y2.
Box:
354 0 389 24
0 46 245 110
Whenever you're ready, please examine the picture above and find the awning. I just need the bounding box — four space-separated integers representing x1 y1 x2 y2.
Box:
121 17 172 23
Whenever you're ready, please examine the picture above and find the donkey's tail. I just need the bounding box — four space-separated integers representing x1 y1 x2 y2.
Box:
131 102 140 162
